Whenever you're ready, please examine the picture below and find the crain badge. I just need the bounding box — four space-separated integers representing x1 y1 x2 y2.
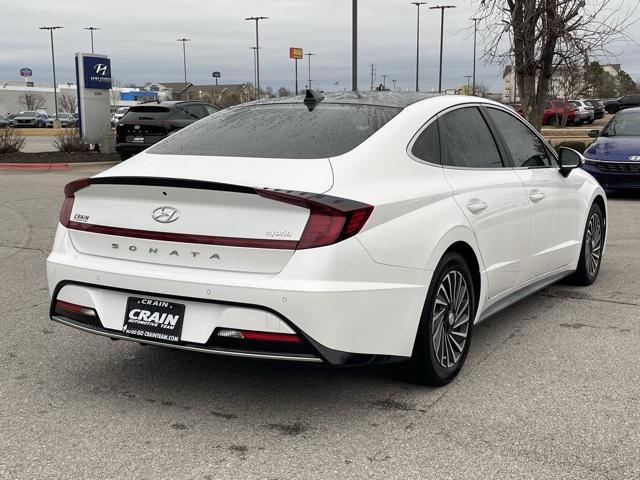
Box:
73 213 90 223
629 156 640 162
152 206 180 224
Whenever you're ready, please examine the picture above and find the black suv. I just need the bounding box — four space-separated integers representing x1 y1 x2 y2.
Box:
605 95 640 114
115 101 219 160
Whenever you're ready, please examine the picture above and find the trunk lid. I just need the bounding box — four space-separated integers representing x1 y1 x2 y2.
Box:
67 153 334 274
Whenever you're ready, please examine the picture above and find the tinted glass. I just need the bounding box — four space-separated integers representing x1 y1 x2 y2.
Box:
487 108 552 168
149 103 401 159
439 107 504 168
603 112 640 137
205 105 218 115
186 104 207 118
123 107 171 121
411 120 440 164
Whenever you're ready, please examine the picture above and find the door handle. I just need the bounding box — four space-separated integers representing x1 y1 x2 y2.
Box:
529 190 545 203
466 199 488 214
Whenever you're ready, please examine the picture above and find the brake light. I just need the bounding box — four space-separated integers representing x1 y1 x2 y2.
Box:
217 328 302 343
59 178 90 227
256 189 373 249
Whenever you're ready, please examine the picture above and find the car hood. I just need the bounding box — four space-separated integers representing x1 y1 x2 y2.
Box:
586 137 640 161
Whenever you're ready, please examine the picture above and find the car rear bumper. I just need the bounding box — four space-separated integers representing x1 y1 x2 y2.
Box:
47 225 429 364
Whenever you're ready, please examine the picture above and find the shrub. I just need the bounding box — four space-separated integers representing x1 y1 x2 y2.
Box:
554 140 592 154
0 128 25 154
54 128 87 153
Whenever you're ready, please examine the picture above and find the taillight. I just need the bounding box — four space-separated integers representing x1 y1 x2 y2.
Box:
59 178 90 227
256 189 373 249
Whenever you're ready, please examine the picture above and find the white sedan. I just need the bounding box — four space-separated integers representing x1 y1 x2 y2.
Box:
47 92 606 386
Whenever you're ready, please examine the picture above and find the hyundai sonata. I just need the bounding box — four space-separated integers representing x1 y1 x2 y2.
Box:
47 91 606 385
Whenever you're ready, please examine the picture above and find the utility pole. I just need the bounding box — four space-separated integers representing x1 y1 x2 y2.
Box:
369 64 375 91
176 38 191 86
84 26 100 54
246 16 268 95
411 2 426 92
39 26 63 121
392 79 397 91
352 0 358 91
471 17 480 96
305 52 316 89
430 5 456 93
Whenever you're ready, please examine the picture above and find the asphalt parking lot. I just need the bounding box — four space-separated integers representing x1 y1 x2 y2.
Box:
1 166 638 480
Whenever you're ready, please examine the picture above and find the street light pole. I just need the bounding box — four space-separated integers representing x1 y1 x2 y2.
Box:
176 38 191 86
411 2 426 92
471 17 480 96
430 5 456 93
246 16 268 95
84 26 100 54
352 0 358 91
381 74 387 90
392 79 397 91
464 75 472 94
305 53 316 89
39 26 62 121
250 47 258 98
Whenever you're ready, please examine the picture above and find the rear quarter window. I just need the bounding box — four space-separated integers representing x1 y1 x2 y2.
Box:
148 103 401 159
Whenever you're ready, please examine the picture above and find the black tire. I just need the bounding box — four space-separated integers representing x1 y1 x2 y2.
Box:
407 252 476 386
567 203 604 286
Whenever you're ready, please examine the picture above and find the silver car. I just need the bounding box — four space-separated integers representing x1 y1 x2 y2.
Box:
45 113 77 128
570 100 595 125
13 111 46 128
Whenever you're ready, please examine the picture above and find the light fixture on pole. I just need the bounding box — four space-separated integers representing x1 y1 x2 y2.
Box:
411 2 426 92
83 26 100 54
471 17 481 96
245 16 268 94
429 5 456 93
305 52 316 89
176 38 191 86
39 26 63 122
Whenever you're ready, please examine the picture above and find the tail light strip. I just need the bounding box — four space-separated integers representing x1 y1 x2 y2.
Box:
59 178 373 250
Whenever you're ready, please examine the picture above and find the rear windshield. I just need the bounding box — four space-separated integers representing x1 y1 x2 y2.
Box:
122 106 171 121
148 103 401 159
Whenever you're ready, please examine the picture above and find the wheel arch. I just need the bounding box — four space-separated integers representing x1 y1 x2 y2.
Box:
442 241 482 318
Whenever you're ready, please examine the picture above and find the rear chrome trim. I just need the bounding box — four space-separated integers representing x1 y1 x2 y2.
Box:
51 315 323 363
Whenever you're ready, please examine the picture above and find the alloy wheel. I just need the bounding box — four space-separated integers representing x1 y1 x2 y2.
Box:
585 213 602 276
432 270 471 369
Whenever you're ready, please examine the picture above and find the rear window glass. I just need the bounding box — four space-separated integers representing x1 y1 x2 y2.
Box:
148 103 401 159
123 106 172 121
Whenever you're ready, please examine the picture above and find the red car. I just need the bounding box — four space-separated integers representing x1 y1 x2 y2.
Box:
543 100 576 126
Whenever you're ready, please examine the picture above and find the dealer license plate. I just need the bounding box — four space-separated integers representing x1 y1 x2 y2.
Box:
123 297 185 343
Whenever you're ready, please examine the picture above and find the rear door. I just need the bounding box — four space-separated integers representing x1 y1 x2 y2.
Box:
485 106 581 278
439 106 530 299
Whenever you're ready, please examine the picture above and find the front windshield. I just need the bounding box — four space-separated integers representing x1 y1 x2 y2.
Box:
603 112 640 137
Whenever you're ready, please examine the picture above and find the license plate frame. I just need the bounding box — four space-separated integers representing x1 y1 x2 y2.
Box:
123 297 185 343
132 136 145 143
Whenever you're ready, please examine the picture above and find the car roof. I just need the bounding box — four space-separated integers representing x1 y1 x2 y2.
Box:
249 91 443 109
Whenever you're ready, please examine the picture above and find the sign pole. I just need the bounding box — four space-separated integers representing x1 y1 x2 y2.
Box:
295 58 298 95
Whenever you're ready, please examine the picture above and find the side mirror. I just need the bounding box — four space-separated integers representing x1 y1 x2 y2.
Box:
588 129 600 138
558 147 584 177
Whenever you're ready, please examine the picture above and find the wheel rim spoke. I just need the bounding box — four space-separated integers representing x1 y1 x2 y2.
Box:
586 213 602 276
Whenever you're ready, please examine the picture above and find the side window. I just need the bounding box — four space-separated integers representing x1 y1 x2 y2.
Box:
486 108 553 168
438 107 504 168
187 104 208 118
205 105 219 115
411 120 440 164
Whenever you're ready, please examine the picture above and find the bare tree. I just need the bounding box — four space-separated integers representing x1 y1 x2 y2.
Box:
277 86 292 97
18 93 47 111
477 0 638 129
59 93 77 113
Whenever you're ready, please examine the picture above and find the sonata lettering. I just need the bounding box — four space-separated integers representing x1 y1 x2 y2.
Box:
110 243 221 260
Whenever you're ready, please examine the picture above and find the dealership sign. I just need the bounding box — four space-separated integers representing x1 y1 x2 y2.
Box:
82 56 112 89
20 68 32 77
289 47 303 60
212 71 221 78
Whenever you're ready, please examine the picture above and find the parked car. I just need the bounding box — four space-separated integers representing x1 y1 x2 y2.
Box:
5 113 16 127
115 101 219 160
583 99 606 120
13 111 46 128
543 100 577 126
111 106 129 127
48 92 606 386
45 113 77 128
0 114 7 128
583 107 640 189
570 100 595 124
605 95 640 114
505 102 525 117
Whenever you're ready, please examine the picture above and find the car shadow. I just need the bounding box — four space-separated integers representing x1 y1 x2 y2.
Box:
605 189 640 200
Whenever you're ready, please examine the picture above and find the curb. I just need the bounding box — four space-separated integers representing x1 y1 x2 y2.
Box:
0 161 119 171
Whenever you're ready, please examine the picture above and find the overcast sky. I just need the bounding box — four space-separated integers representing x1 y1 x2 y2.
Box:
1 0 638 93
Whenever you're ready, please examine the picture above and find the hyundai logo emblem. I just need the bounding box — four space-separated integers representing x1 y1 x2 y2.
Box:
152 206 180 224
94 64 109 76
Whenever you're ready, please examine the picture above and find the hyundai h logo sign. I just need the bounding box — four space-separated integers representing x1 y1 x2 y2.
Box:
82 56 112 89
94 64 109 76
152 206 180 224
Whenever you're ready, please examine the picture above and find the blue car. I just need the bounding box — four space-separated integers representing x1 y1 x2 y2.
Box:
583 107 640 189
